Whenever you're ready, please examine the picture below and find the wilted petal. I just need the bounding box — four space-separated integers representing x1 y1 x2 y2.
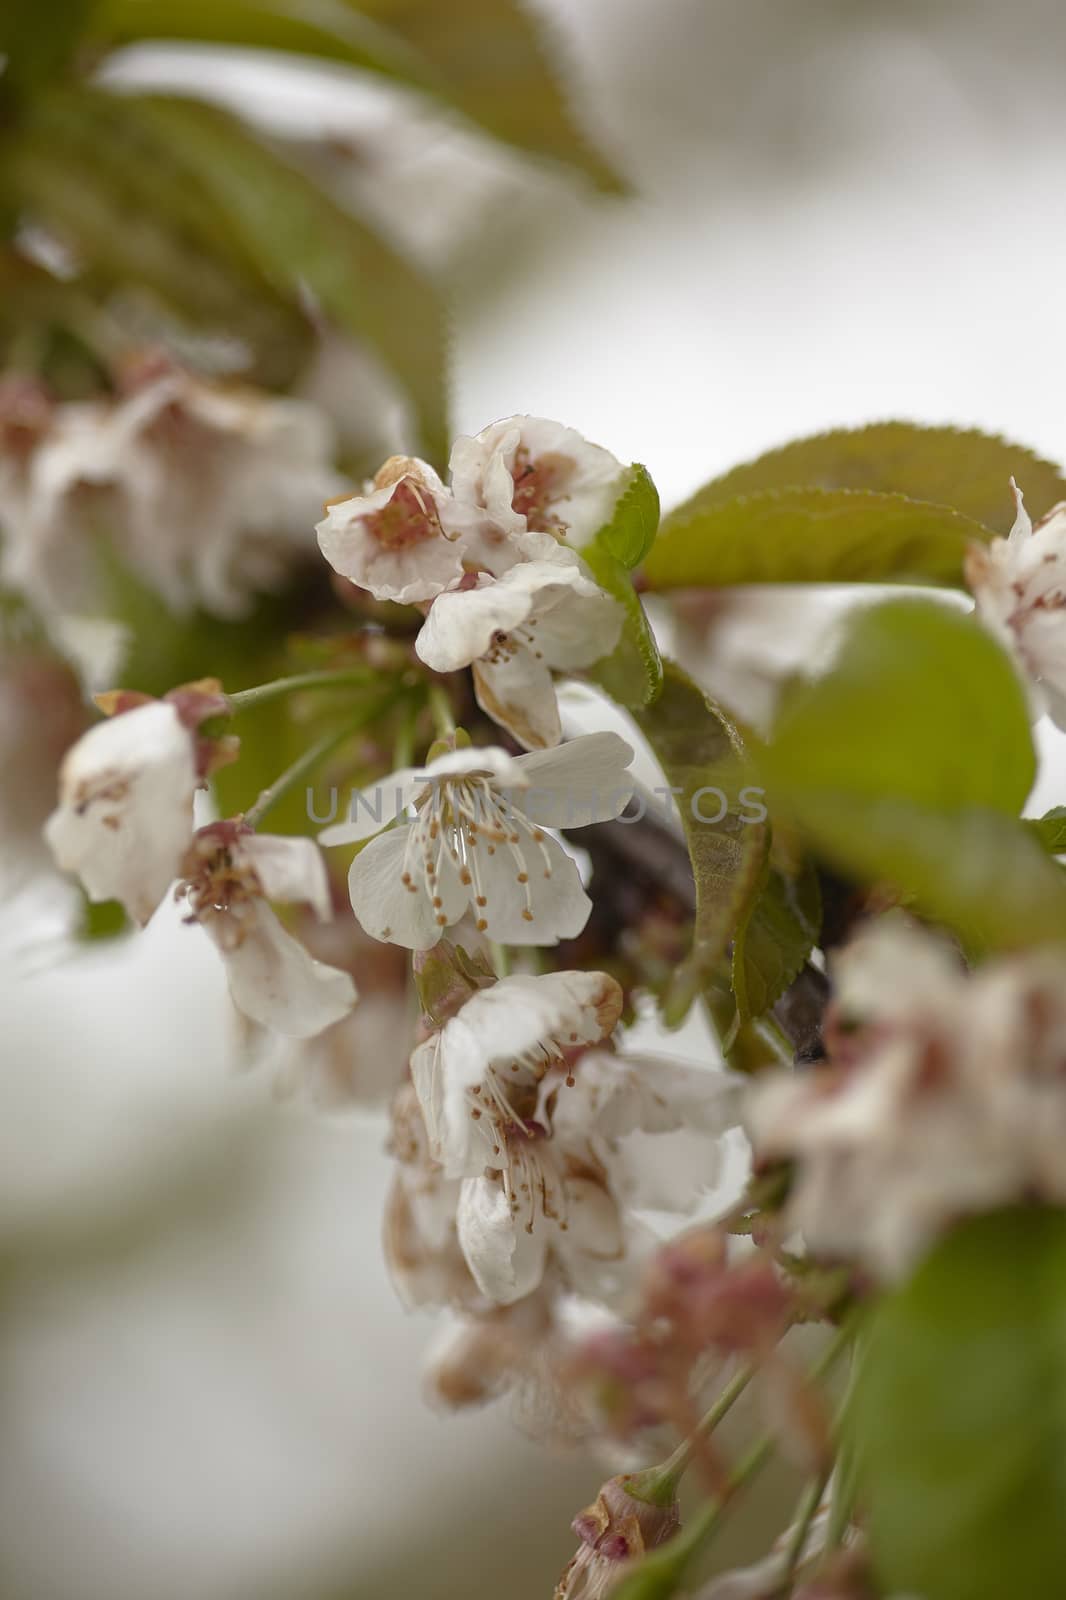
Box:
212 900 356 1038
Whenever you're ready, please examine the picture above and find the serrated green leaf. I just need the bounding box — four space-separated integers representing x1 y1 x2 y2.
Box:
732 851 821 1024
850 1207 1066 1600
583 544 662 708
766 599 1035 817
631 661 766 1020
666 423 1066 532
596 463 660 568
1028 806 1066 856
644 487 993 591
347 0 625 190
127 94 449 462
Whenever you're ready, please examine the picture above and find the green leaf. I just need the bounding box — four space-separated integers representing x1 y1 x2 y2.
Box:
596 463 660 569
1028 806 1066 856
789 797 1066 955
0 0 93 103
90 0 441 92
583 544 662 708
732 851 821 1025
127 94 449 462
665 423 1066 532
850 1207 1066 1600
6 90 309 385
766 598 1035 817
631 661 766 1019
759 599 1063 953
644 487 993 590
347 0 625 190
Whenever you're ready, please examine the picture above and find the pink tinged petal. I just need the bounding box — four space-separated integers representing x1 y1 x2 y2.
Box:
473 649 561 750
212 900 356 1038
235 833 333 919
514 731 636 829
316 464 462 604
346 824 443 949
43 700 197 925
457 1174 549 1304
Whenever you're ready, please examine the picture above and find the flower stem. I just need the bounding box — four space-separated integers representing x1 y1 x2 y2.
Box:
243 693 400 829
646 1362 755 1498
613 1318 857 1600
427 680 456 739
227 667 377 713
779 1463 832 1587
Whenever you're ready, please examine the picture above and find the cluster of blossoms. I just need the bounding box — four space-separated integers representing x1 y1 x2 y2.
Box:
38 406 1064 1600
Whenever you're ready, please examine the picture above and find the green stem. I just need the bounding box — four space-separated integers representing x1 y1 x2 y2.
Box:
227 667 377 713
427 680 456 739
244 696 396 829
779 1463 832 1589
647 1363 755 1497
614 1318 857 1600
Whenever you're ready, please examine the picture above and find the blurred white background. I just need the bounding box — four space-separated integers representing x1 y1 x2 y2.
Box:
6 2 1066 1595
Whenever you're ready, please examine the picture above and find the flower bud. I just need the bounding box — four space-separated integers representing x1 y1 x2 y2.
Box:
556 1473 680 1599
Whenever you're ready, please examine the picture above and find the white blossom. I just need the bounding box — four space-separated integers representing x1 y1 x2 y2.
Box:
2 368 343 622
449 415 627 549
316 454 469 604
179 824 356 1038
410 971 739 1305
320 732 635 949
748 918 1066 1279
415 556 623 749
966 478 1066 728
44 700 198 925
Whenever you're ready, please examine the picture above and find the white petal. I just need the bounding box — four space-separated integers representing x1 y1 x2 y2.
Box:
513 731 636 828
477 819 592 945
414 574 538 672
346 824 442 949
319 765 427 847
212 901 356 1038
445 971 623 1072
43 701 196 925
457 1174 548 1304
316 466 463 604
235 832 333 919
411 1019 493 1176
473 649 561 750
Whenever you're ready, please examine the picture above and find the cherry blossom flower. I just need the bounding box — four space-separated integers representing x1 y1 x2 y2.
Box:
320 731 635 949
449 415 628 549
177 820 356 1038
316 454 469 604
2 366 343 622
382 1083 474 1312
748 918 1066 1278
415 555 623 749
44 698 200 925
965 477 1066 728
410 970 739 1304
555 1473 680 1600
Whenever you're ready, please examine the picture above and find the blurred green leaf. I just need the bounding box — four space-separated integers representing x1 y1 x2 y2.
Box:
791 797 1066 954
644 487 992 590
130 93 449 462
632 660 766 1021
90 0 440 89
732 849 821 1024
349 0 625 189
5 89 309 384
596 462 660 568
759 600 1064 953
765 599 1035 817
851 1207 1066 1600
0 0 93 105
78 893 129 941
583 542 662 708
664 423 1066 532
1028 806 1066 856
